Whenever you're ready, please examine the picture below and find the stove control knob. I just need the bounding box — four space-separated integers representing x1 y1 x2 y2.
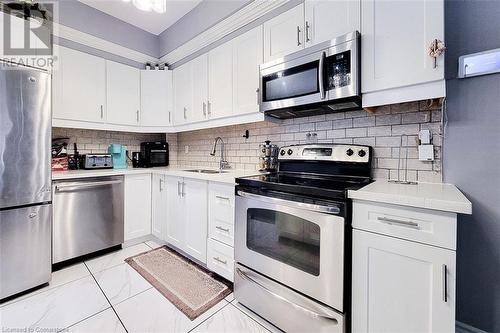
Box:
287 149 293 156
346 149 354 156
280 149 286 156
358 149 366 157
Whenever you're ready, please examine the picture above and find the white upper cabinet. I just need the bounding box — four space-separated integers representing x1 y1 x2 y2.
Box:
106 60 141 126
232 26 263 115
140 70 173 127
263 4 304 62
352 229 455 333
208 41 233 119
173 62 193 125
191 54 209 122
304 0 360 47
361 0 444 94
52 46 106 123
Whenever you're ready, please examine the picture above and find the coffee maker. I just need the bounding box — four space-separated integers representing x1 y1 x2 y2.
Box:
108 144 128 169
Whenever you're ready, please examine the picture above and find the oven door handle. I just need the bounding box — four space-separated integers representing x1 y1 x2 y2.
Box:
236 268 339 323
236 190 340 214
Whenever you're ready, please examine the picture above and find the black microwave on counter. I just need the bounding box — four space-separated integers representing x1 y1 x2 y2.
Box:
140 141 169 167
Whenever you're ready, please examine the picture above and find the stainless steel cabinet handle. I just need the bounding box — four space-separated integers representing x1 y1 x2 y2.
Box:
183 107 187 120
442 264 448 302
168 111 171 124
177 181 181 196
214 257 227 265
136 110 139 122
100 105 103 119
236 268 339 323
203 102 207 117
216 225 230 232
207 101 211 116
159 178 164 192
305 21 311 42
237 190 340 215
377 217 420 230
319 51 326 100
296 26 301 46
181 182 186 197
55 180 122 192
215 195 230 202
256 88 260 105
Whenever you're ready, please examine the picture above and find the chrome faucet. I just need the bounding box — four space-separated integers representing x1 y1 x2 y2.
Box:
210 137 230 172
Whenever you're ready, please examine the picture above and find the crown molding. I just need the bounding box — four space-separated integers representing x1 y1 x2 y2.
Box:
159 0 289 65
53 23 158 65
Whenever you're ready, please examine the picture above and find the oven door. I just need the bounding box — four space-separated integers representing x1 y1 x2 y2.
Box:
235 190 345 311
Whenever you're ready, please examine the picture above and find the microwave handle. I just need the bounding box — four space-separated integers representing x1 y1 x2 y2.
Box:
319 51 326 100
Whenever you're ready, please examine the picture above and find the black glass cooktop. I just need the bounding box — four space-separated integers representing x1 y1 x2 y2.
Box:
236 172 371 201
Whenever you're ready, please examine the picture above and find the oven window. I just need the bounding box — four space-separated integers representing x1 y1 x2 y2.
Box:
151 152 167 164
263 61 319 102
246 208 320 276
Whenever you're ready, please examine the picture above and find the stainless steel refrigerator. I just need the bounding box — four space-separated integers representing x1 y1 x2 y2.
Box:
0 64 52 300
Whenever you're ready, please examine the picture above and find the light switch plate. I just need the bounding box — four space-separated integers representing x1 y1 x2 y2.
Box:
419 144 434 161
419 129 431 144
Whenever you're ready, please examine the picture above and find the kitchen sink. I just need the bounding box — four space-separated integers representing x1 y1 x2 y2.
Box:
183 169 228 174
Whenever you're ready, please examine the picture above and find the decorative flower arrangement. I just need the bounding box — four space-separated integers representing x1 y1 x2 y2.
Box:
428 39 446 68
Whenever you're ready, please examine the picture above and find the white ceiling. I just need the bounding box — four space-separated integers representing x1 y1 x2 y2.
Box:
79 0 202 35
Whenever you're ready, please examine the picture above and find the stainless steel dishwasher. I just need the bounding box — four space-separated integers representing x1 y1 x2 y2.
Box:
52 176 124 264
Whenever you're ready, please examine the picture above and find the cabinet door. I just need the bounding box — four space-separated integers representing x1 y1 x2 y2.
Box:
304 0 360 47
151 174 168 240
52 46 106 123
361 0 444 93
124 174 152 241
165 176 185 249
183 178 208 263
352 230 455 333
106 61 141 126
140 70 172 127
173 63 193 125
263 4 304 62
232 26 263 115
191 54 209 122
208 42 233 119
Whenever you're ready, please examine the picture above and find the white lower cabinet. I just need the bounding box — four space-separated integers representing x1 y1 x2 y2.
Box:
164 176 208 263
207 238 234 282
124 174 152 241
208 182 235 247
352 201 456 333
151 174 167 240
183 178 208 263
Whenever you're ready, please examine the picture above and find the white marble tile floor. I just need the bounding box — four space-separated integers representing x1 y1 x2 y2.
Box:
0 242 275 333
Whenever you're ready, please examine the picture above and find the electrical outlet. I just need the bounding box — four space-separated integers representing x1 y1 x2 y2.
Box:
184 145 189 154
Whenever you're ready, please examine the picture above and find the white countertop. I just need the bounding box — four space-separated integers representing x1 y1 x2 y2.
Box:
348 180 472 214
52 167 262 184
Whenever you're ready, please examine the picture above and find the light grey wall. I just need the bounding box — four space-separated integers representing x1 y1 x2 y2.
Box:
165 0 304 68
54 0 159 58
158 0 252 57
444 1 500 332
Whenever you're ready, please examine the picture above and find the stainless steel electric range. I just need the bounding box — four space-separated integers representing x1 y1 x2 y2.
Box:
234 144 372 333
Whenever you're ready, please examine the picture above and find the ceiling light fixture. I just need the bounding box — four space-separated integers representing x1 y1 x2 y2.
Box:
122 0 166 14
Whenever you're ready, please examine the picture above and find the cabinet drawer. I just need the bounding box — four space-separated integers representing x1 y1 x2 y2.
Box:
352 200 457 250
208 182 235 247
207 238 234 282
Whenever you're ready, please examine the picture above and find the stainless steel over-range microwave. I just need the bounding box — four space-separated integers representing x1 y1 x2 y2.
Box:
259 31 361 119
